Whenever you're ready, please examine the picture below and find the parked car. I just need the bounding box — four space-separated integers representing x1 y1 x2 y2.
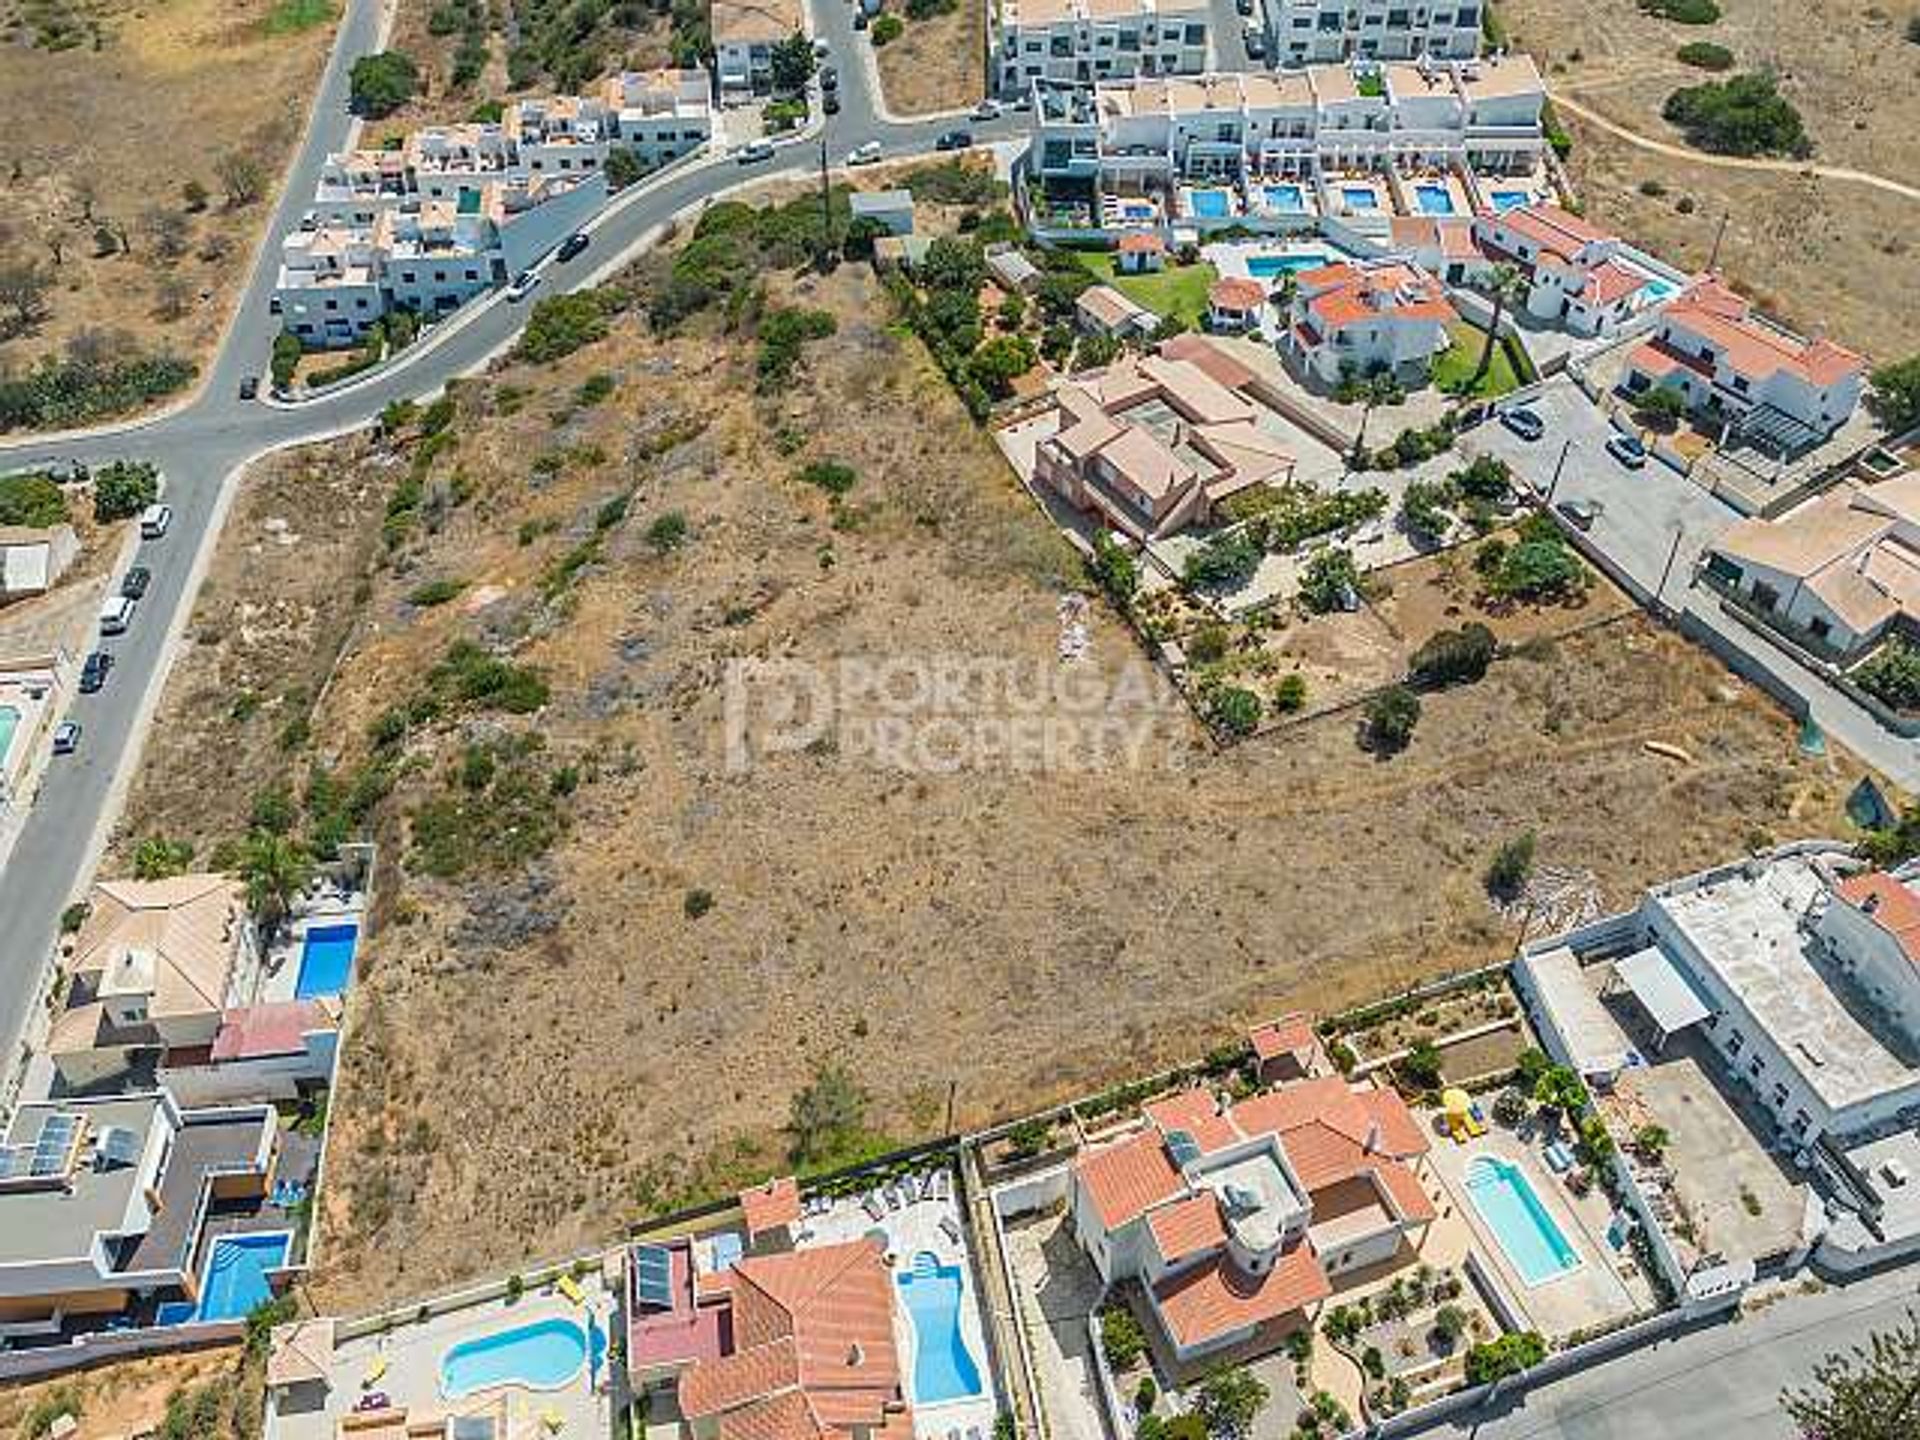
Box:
847 141 883 166
79 651 113 693
139 503 172 539
853 7 867 26
51 722 81 756
557 232 589 263
823 89 841 114
98 595 135 636
735 140 777 164
1557 498 1604 530
971 99 1002 121
935 130 973 151
238 375 259 401
1242 22 1265 56
1236 0 1253 11
505 270 540 302
1009 92 1032 111
120 566 151 600
813 36 830 57
1606 431 1648 468
1499 406 1545 441
820 65 838 91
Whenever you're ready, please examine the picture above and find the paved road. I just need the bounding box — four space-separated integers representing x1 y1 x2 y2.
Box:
0 0 1023 1101
1407 1268 1920 1440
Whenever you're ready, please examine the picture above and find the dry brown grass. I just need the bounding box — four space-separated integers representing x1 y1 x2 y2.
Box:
872 0 985 117
110 225 1860 1313
1505 0 1920 360
0 1345 240 1440
0 0 337 377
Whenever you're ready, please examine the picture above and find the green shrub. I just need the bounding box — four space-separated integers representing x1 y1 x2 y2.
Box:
871 12 904 42
93 459 159 521
428 640 549 714
1363 685 1421 755
519 291 612 363
410 737 565 877
1273 673 1308 713
1854 638 1920 710
132 836 195 881
1298 547 1359 614
0 341 194 432
1100 1306 1148 1369
0 471 67 527
1464 1331 1546 1385
646 511 689 554
757 306 837 388
408 577 466 607
1663 72 1810 157
1087 529 1139 604
349 50 420 117
797 460 857 496
1486 831 1537 900
1676 40 1735 69
685 887 715 918
1410 623 1497 686
1187 622 1232 666
575 372 615 407
1207 685 1262 736
1640 0 1719 20
271 330 303 388
1183 530 1262 592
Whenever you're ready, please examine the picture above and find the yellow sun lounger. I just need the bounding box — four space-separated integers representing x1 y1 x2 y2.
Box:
557 1274 586 1307
540 1409 566 1434
362 1355 388 1387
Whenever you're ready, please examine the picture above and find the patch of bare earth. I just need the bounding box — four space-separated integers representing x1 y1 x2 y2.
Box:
109 227 1858 1314
0 0 338 377
0 1345 242 1440
873 0 986 117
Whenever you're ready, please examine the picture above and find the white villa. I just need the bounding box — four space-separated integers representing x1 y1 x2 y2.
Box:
994 0 1211 98
713 0 801 102
1473 203 1662 337
1282 256 1456 386
1258 0 1484 67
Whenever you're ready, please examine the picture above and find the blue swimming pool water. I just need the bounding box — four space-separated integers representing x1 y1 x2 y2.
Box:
1490 189 1531 212
0 706 17 768
1341 186 1379 210
1636 273 1681 301
197 1232 292 1321
1188 188 1230 219
441 1317 590 1398
1415 183 1455 215
1262 184 1305 211
1246 252 1333 279
295 922 358 999
1466 1157 1581 1287
897 1253 984 1405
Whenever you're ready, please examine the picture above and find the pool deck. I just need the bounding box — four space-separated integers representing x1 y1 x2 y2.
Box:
259 888 367 1006
265 1280 612 1440
807 1183 999 1440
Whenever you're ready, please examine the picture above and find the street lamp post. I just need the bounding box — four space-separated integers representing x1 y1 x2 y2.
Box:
1544 437 1574 505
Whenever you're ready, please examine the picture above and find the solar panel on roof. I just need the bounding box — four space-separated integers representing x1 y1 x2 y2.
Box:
30 1113 80 1177
634 1244 674 1308
96 1125 142 1169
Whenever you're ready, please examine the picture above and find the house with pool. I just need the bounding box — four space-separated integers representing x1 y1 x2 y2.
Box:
1281 258 1457 388
1068 1075 1438 1364
1472 204 1677 338
0 1090 291 1335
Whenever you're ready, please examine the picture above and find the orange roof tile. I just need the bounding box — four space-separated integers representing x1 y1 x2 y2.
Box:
742 1176 803 1237
1583 258 1649 308
1151 1242 1330 1348
1372 1161 1438 1224
715 1392 826 1440
1146 1193 1227 1264
1118 232 1166 254
1664 278 1864 390
682 1337 802 1418
1146 1088 1239 1155
1837 873 1920 967
1250 1014 1316 1062
1209 277 1267 312
1159 333 1257 392
1076 1129 1187 1230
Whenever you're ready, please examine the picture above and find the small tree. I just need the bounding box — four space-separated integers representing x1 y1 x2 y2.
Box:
1100 1305 1148 1370
1397 1039 1444 1092
181 179 210 213
241 829 315 933
271 330 303 389
605 147 645 190
215 151 266 207
1533 1064 1589 1119
1491 1088 1529 1126
1432 1304 1468 1349
1473 263 1524 386
1633 1123 1670 1159
0 260 51 337
1634 383 1687 429
1464 1331 1545 1385
1868 354 1920 432
93 460 160 522
1297 546 1359 614
1207 685 1262 737
1410 623 1497 686
1190 1365 1268 1440
1088 529 1139 604
1781 1308 1920 1440
787 1063 867 1164
1363 685 1421 755
769 31 815 91
350 51 421 117
133 836 195 880
1485 831 1536 901
1273 672 1308 714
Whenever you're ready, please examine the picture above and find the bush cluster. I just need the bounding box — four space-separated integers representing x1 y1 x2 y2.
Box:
1663 72 1810 158
0 335 194 432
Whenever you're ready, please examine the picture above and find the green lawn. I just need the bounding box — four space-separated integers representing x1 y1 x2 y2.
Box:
1076 252 1218 329
1431 319 1523 397
263 0 336 33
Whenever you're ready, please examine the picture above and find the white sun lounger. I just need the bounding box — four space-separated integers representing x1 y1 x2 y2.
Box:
885 1185 904 1212
940 1216 962 1245
863 1193 886 1222
934 1169 953 1200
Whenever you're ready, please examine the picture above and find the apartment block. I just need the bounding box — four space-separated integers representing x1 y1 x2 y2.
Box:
713 0 803 102
1259 0 1483 66
994 0 1211 98
603 68 716 168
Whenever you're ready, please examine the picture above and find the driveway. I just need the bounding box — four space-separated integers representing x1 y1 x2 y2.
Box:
1004 1212 1110 1440
1461 377 1739 605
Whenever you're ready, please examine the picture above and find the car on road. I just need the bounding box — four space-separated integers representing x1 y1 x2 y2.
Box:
79 651 113 693
1236 0 1253 11
735 140 777 164
51 722 80 756
847 140 882 166
1557 498 1604 530
556 232 589 263
813 37 830 57
1606 431 1648 469
935 130 973 151
820 65 838 91
824 89 841 114
971 100 1001 121
1499 406 1545 441
852 8 866 27
120 566 151 600
239 375 259 401
97 595 135 636
505 270 541 302
139 503 172 539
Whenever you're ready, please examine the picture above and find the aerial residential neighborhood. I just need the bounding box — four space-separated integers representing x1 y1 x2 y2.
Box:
0 0 1918 1437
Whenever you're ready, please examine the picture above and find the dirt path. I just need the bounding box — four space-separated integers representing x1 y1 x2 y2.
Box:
1547 90 1920 204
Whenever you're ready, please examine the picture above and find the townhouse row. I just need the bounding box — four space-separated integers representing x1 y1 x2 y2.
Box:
275 71 712 350
994 0 1487 95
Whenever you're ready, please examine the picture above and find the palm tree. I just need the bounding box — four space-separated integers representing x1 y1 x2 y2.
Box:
1473 262 1525 388
241 830 314 936
1350 372 1403 464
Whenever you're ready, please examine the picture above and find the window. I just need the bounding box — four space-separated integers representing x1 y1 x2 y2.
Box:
1747 1055 1763 1079
1792 1109 1810 1134
434 270 447 282
1771 1082 1789 1106
401 270 416 283
1184 23 1205 41
355 297 368 309
1809 616 1832 641
1732 375 1749 393
465 269 478 281
1727 1030 1745 1056
324 298 338 311
1456 5 1477 22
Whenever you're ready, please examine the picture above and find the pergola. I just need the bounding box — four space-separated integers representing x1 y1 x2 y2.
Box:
1610 946 1712 1053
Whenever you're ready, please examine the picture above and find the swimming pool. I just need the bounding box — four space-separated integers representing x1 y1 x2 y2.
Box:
1341 186 1379 211
0 705 17 768
1187 188 1230 219
295 922 359 999
1415 183 1455 215
196 1231 292 1321
441 1316 593 1398
1246 252 1334 279
1261 184 1306 211
1465 1156 1581 1287
1490 189 1531 212
896 1253 985 1405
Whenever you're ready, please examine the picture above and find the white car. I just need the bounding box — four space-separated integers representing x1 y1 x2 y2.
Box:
139 503 172 539
98 594 135 636
52 722 81 756
846 141 882 167
970 99 1002 121
505 270 541 302
734 140 777 165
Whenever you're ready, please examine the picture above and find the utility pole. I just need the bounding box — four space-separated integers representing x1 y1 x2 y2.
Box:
944 1079 957 1136
1544 437 1574 504
1656 527 1685 606
1707 211 1730 273
819 133 833 257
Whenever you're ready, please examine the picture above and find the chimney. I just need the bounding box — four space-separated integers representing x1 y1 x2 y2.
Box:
1363 1120 1382 1154
847 1342 866 1368
1863 891 1881 916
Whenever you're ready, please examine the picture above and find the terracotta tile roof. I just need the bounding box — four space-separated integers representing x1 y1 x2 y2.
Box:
1355 1089 1430 1157
1628 340 1712 384
1494 203 1611 263
1146 1193 1227 1263
1250 1014 1316 1062
1150 1240 1330 1348
1209 277 1267 312
1663 277 1865 390
209 998 338 1063
1159 333 1257 392
716 1391 826 1440
1583 258 1649 308
1146 1089 1238 1155
1373 1161 1438 1224
1118 232 1166 254
1076 1129 1187 1229
742 1176 803 1237
1079 284 1149 329
1837 873 1920 966
682 1336 803 1417
1301 261 1454 333
72 874 245 1024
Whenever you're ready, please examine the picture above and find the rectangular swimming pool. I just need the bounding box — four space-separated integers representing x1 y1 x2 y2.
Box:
1340 186 1379 211
196 1231 293 1321
1246 252 1334 279
897 1252 984 1405
1188 188 1230 219
295 922 359 999
1415 183 1455 215
1466 1156 1581 1287
1261 184 1306 211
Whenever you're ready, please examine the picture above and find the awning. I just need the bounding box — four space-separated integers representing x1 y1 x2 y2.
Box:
1615 946 1711 1037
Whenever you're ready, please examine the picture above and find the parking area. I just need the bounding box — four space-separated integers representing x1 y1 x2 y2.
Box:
1463 377 1740 603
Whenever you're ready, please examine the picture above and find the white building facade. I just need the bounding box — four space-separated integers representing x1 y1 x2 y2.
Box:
1260 0 1483 67
995 0 1211 97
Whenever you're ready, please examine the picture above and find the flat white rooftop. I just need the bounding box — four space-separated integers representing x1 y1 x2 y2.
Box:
1657 856 1920 1113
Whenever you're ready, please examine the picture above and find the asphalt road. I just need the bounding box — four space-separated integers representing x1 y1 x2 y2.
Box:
0 0 1022 1097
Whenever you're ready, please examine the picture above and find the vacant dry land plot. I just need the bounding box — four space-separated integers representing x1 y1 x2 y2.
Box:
873 0 986 116
111 205 1860 1313
0 0 338 382
1501 0 1920 359
0 1345 245 1440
